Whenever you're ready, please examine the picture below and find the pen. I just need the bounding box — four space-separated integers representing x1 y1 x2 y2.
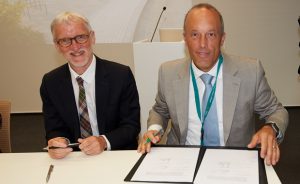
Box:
43 143 80 151
46 164 54 183
145 130 162 144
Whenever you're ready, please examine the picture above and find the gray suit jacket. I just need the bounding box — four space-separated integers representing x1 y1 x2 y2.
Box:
148 53 288 147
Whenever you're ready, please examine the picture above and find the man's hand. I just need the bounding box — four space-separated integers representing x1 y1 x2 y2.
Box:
248 125 280 166
137 130 161 154
78 136 107 155
47 137 72 159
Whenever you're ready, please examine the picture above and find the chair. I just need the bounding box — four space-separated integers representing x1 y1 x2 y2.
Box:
0 100 11 153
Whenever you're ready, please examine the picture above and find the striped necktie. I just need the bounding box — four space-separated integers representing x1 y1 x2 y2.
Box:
76 77 92 138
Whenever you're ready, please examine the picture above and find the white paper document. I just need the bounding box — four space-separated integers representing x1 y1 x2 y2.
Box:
131 147 200 182
194 149 259 184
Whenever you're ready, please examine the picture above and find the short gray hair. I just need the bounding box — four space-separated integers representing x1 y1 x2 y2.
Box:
50 11 92 38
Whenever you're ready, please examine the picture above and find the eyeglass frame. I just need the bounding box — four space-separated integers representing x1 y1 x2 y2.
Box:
55 31 92 47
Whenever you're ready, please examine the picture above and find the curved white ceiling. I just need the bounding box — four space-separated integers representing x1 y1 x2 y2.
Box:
20 0 147 43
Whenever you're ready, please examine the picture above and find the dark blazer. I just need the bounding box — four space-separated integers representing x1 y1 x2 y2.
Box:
40 55 140 150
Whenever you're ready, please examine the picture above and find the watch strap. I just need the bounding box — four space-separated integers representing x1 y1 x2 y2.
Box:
264 122 283 142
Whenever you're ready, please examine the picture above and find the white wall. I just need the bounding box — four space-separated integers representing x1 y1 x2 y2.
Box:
133 41 186 138
133 0 192 42
1 0 299 113
135 0 300 106
191 0 300 106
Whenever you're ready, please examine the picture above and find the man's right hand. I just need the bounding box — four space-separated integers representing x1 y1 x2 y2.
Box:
137 130 161 154
47 137 72 159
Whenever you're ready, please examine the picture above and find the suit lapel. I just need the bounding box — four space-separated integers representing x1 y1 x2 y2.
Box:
171 55 241 145
95 57 109 134
223 54 240 144
173 59 190 144
58 66 80 139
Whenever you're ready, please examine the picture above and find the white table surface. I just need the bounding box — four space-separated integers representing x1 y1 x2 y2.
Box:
0 150 281 184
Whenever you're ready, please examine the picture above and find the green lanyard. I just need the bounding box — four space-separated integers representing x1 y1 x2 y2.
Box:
190 55 223 145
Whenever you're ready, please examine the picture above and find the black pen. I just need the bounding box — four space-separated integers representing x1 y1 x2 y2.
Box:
43 143 80 151
46 164 54 183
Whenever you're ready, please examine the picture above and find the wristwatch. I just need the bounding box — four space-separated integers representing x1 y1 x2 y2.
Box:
265 122 280 137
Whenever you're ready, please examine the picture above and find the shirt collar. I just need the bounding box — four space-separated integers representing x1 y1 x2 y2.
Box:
69 55 96 84
191 58 220 78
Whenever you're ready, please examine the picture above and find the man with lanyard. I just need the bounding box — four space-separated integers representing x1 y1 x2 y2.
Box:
138 3 288 166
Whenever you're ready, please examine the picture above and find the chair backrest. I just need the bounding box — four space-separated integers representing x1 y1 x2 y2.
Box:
0 100 11 153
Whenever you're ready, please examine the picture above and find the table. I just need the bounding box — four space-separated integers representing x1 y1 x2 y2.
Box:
0 151 281 184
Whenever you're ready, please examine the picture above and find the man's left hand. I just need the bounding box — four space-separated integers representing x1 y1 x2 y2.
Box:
78 136 107 155
247 125 280 166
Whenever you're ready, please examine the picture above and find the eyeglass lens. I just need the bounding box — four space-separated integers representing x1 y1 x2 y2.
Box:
57 34 89 47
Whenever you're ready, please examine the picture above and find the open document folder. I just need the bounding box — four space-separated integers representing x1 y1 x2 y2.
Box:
124 146 267 184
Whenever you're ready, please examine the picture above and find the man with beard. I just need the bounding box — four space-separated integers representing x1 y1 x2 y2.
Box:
40 12 140 159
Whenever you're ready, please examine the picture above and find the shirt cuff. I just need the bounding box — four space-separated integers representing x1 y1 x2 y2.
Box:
101 135 111 151
148 124 164 135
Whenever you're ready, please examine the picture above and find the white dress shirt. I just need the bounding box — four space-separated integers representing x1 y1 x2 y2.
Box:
186 59 224 146
69 55 111 150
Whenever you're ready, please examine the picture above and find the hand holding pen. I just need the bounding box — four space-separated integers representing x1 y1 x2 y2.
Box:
137 129 163 154
46 137 74 159
43 143 80 151
145 130 163 144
